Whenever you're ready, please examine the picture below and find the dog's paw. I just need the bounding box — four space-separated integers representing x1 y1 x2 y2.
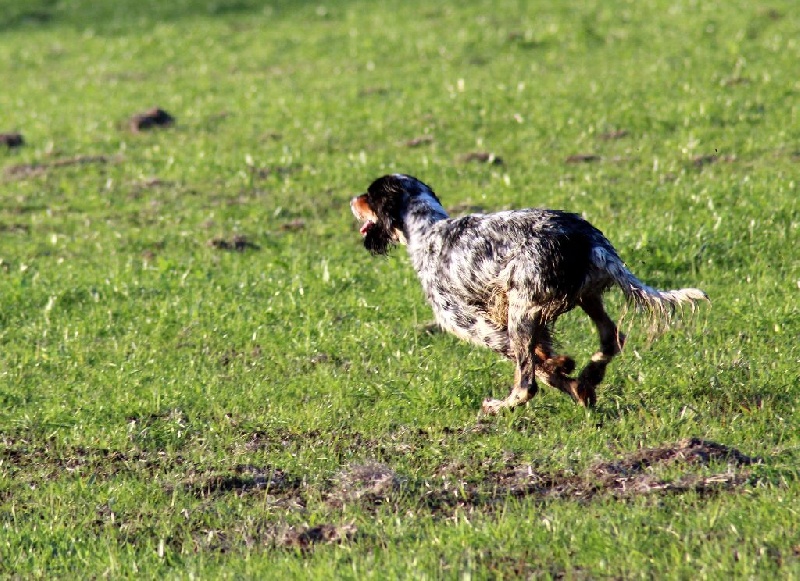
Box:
574 381 597 408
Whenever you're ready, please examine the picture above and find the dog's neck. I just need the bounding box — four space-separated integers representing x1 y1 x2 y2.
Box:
402 191 448 244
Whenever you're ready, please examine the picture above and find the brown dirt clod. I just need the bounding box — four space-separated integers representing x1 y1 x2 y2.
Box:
1 133 24 148
130 107 175 132
208 234 260 251
460 151 503 165
566 154 601 164
598 129 628 140
692 154 736 168
279 219 306 232
404 135 434 147
280 524 358 550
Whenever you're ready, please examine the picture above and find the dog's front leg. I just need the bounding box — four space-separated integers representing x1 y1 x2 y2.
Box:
482 300 540 415
481 356 538 415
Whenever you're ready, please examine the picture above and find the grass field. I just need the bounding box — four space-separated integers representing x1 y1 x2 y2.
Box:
1 0 799 577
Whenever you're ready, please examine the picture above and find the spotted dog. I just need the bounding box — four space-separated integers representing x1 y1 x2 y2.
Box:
351 174 708 414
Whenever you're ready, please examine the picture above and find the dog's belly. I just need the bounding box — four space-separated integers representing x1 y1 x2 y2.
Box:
431 299 512 358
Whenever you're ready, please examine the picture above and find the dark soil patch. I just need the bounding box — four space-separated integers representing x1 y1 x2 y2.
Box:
2 433 771 556
194 521 358 553
251 164 298 179
692 154 736 168
306 352 351 370
0 438 185 481
0 222 30 234
131 177 170 190
475 550 586 580
423 438 760 513
280 524 358 550
759 8 783 20
190 521 358 554
460 151 503 165
358 86 389 97
259 130 283 141
595 437 758 474
5 154 116 180
187 465 301 500
279 218 306 232
0 133 24 148
507 31 547 50
403 135 434 147
208 234 260 251
598 129 628 140
126 408 189 431
244 428 384 459
327 462 403 507
723 76 751 87
565 154 601 164
217 345 263 367
129 107 175 132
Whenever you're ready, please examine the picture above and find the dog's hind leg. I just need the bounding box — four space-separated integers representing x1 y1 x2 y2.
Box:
533 326 576 376
531 325 596 407
574 294 626 403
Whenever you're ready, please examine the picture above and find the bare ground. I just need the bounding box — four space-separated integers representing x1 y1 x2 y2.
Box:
1 434 766 552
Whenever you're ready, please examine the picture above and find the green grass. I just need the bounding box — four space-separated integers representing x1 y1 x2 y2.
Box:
1 0 799 577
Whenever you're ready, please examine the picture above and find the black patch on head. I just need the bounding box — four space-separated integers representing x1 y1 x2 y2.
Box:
360 174 441 256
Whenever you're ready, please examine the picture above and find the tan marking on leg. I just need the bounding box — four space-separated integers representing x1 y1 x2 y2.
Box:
482 385 535 415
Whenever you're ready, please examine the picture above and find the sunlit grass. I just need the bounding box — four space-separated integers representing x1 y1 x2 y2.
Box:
1 0 798 577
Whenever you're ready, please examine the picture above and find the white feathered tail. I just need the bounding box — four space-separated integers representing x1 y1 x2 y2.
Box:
592 247 709 317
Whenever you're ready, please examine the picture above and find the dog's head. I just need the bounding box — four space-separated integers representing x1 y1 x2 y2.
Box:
350 174 442 255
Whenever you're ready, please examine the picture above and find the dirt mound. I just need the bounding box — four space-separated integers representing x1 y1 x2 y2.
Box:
593 437 758 477
327 461 403 507
422 438 760 513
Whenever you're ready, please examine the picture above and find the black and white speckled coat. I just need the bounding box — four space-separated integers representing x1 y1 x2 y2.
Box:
351 174 707 413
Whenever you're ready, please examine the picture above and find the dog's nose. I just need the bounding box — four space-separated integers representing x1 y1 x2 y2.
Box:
350 196 361 218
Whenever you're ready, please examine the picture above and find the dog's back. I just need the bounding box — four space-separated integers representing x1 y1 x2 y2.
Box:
410 209 614 314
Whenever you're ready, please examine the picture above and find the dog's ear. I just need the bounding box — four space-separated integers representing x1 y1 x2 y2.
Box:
361 176 409 255
363 221 394 255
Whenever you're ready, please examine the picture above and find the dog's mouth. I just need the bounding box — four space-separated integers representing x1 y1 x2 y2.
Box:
359 220 377 237
351 196 378 237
